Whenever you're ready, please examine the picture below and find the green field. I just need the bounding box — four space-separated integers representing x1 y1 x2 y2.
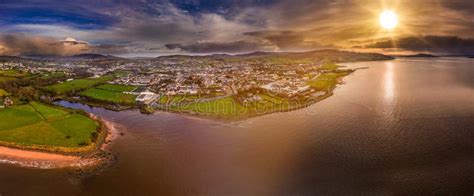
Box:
80 88 137 105
307 72 350 91
96 84 137 92
37 72 67 80
159 94 200 105
0 89 9 97
166 93 298 118
0 76 17 84
0 70 26 77
0 102 99 148
45 76 113 94
320 63 340 71
177 97 246 117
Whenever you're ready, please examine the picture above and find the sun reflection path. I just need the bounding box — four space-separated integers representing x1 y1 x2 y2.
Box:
384 62 395 102
379 61 397 129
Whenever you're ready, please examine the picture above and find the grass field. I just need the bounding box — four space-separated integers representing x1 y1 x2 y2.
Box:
45 76 113 94
37 72 67 80
0 76 17 84
96 84 137 92
307 72 350 91
0 102 99 148
167 93 298 118
159 94 200 105
80 88 137 105
0 89 9 97
320 63 340 71
177 97 246 117
0 70 27 77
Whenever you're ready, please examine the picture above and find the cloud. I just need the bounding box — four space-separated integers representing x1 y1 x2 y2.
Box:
362 36 474 55
243 30 336 51
0 34 90 56
165 40 268 53
1 0 473 56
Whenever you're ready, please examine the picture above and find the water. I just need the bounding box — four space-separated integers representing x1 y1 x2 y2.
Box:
0 58 473 195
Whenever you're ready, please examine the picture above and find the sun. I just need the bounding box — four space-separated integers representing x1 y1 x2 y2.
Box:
379 10 398 30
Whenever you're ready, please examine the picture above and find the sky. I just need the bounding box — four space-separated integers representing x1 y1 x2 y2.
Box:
0 0 473 57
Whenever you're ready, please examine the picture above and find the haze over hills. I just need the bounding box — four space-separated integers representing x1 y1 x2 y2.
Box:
156 49 394 64
394 53 439 58
19 53 123 61
1 49 393 64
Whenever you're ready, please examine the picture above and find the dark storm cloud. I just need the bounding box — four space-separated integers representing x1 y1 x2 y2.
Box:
363 36 474 55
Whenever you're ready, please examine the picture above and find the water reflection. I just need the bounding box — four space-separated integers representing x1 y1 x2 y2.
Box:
384 62 395 102
0 58 473 195
379 61 397 127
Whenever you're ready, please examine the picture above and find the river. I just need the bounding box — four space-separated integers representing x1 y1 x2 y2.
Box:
0 58 473 195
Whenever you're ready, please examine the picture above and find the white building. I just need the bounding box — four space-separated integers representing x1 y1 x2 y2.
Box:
135 91 158 105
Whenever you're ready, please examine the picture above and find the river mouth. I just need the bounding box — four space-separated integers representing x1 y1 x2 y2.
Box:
1 58 473 195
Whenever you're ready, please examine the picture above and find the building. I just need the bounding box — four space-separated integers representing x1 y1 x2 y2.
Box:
3 97 13 108
135 91 158 105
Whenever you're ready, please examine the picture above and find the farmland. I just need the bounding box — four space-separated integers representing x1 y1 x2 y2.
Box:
165 93 305 119
45 76 113 94
96 84 137 92
80 87 137 105
0 70 27 77
0 102 99 150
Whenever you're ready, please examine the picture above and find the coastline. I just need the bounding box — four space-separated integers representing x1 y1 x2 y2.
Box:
156 91 335 124
0 114 119 169
0 65 359 169
55 70 353 126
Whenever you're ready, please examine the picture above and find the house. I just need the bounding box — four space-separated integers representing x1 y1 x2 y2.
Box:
3 97 13 107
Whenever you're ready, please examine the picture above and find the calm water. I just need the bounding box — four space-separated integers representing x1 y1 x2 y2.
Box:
0 58 473 195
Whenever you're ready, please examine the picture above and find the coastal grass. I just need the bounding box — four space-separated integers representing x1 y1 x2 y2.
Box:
30 101 69 120
45 76 113 94
80 88 137 105
0 104 43 131
177 97 246 117
320 63 339 71
0 102 99 148
159 94 200 104
307 72 349 91
168 93 299 118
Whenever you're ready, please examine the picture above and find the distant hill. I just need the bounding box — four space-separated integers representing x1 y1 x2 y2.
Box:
21 53 121 61
70 53 115 59
0 55 30 61
236 51 274 57
395 53 439 58
157 49 394 64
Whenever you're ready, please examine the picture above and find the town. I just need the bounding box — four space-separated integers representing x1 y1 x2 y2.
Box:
0 50 391 119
